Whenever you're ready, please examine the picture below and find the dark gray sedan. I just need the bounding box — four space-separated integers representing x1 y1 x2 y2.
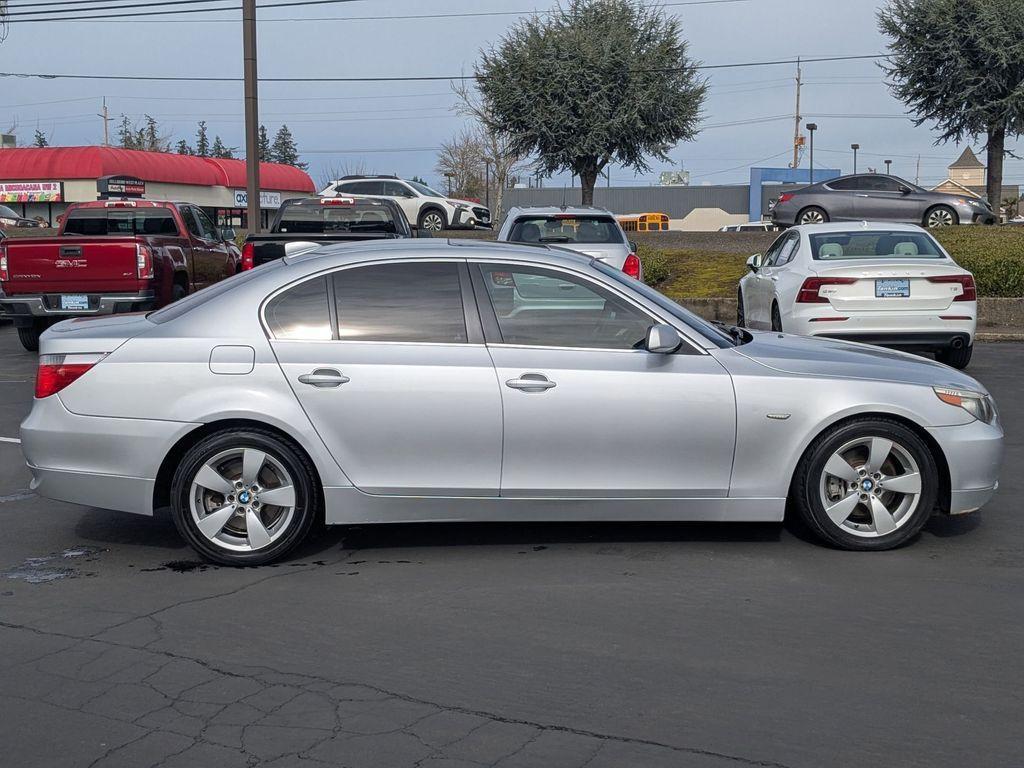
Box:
770 174 997 228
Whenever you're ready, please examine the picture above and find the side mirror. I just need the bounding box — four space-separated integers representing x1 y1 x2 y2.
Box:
629 240 638 253
899 185 911 195
746 253 763 272
220 227 236 241
645 323 682 354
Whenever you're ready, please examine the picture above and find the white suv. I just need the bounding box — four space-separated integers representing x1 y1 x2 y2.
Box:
319 176 491 232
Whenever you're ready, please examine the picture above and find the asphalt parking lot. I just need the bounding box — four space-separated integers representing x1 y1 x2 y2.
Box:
0 324 1021 768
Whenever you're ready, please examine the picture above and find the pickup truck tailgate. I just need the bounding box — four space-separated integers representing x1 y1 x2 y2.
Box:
2 237 141 294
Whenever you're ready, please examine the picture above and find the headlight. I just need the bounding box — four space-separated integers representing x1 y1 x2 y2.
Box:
967 199 983 207
934 386 996 423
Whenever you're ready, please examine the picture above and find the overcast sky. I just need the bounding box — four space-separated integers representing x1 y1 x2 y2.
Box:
1 0 1021 191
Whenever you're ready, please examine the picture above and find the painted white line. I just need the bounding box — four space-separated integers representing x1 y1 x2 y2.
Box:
0 437 21 444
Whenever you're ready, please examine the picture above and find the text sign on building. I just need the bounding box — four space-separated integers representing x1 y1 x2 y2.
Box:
97 175 146 199
233 189 283 209
0 181 63 203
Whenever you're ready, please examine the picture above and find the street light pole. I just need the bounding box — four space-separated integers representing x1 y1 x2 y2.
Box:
851 143 859 174
242 0 261 234
884 159 892 175
806 123 817 184
484 160 491 210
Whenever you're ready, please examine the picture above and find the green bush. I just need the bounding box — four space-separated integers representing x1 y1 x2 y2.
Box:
933 227 1024 297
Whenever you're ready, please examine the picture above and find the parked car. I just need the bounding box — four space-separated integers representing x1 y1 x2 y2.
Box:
770 174 997 228
0 200 241 351
497 206 642 279
0 204 46 230
319 175 490 232
737 222 977 368
242 195 415 269
719 221 777 232
21 240 1002 565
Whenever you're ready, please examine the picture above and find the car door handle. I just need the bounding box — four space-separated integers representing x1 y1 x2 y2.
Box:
505 373 556 392
298 369 350 388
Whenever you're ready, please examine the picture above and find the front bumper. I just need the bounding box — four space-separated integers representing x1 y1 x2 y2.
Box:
20 393 198 515
450 206 493 229
926 418 1003 514
0 291 156 325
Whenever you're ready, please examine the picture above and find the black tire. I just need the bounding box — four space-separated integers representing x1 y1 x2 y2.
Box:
171 281 188 302
170 428 320 566
936 343 973 369
417 208 447 233
771 302 783 333
924 205 958 228
17 323 42 352
797 206 829 225
791 417 939 551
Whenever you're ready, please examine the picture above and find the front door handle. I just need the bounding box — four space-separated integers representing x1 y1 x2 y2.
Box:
505 373 556 392
298 368 350 388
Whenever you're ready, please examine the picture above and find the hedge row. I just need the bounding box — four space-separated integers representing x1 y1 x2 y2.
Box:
642 226 1024 299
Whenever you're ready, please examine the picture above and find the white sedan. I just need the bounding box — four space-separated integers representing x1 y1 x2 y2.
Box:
737 222 977 368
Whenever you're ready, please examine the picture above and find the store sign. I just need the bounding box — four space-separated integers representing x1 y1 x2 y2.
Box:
97 175 146 198
233 189 282 208
0 181 63 203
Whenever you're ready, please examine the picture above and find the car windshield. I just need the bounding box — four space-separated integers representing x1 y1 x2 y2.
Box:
509 216 624 245
593 261 738 348
810 231 945 260
0 205 22 219
276 201 406 235
408 181 444 198
63 207 178 236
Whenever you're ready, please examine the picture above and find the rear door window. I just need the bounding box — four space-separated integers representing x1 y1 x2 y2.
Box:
265 276 333 340
333 262 467 343
508 216 624 244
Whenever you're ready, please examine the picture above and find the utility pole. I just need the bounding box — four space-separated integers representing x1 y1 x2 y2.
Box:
851 143 859 174
242 0 261 234
806 123 817 184
484 160 491 210
915 154 921 186
791 57 802 169
884 159 892 175
97 98 110 147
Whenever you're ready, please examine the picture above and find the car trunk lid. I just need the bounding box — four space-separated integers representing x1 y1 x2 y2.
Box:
809 260 969 311
40 312 154 355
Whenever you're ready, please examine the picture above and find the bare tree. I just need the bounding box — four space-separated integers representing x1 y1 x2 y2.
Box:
435 129 487 200
452 80 528 221
317 159 373 190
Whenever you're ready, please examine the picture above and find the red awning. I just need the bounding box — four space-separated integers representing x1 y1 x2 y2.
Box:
0 146 315 193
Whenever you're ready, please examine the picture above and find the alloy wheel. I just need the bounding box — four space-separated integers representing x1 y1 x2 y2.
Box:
818 436 923 538
421 212 444 232
800 209 825 224
927 208 955 227
189 447 297 553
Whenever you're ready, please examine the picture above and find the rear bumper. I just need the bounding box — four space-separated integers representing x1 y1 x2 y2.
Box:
926 419 1004 514
789 306 976 350
813 331 972 352
0 291 156 324
20 393 198 515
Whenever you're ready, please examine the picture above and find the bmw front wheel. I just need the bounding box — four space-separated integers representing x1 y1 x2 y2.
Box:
170 429 319 565
792 418 938 550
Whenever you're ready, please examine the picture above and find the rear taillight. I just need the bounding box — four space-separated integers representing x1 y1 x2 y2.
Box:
35 353 105 399
136 243 154 279
622 252 641 280
0 243 8 282
777 193 794 205
796 277 857 303
320 197 355 206
241 242 255 271
928 274 976 302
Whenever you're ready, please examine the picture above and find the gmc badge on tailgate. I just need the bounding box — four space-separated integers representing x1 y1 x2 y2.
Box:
54 259 88 269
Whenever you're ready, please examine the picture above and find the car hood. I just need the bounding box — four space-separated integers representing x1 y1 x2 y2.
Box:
733 330 986 392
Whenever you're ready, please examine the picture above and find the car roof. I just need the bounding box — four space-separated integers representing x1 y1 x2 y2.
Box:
506 205 615 217
790 221 928 235
284 237 595 270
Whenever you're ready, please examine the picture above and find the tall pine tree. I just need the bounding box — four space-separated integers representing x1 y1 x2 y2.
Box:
257 124 271 162
33 129 49 148
195 121 210 157
211 135 235 159
270 125 307 169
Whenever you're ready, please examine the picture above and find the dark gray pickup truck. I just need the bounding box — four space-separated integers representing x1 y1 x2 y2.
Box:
241 196 418 270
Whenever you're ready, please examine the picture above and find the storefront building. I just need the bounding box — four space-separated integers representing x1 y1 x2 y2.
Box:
0 146 315 229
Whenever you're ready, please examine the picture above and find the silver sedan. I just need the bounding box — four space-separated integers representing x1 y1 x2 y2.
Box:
21 240 1003 565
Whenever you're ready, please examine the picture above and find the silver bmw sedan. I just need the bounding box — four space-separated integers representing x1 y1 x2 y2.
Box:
20 240 1003 565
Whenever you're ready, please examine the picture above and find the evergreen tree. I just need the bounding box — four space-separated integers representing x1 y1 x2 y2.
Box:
257 124 271 162
195 121 210 157
175 138 193 155
33 129 48 148
211 135 235 159
117 114 137 150
143 115 160 151
270 124 307 169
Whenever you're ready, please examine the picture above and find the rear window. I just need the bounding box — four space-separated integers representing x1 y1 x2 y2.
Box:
276 201 406 235
508 216 624 245
148 261 282 324
63 208 179 236
810 231 944 260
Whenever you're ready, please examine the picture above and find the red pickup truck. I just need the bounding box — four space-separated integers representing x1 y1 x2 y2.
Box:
0 200 241 350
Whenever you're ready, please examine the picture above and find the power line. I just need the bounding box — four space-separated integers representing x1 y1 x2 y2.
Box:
5 0 240 16
0 54 892 84
4 0 369 22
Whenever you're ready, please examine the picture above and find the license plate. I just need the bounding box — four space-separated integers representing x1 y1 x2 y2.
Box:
60 294 89 310
875 278 910 298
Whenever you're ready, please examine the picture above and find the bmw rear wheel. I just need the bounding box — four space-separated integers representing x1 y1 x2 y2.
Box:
797 206 829 225
170 429 319 565
925 205 957 228
792 418 938 550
